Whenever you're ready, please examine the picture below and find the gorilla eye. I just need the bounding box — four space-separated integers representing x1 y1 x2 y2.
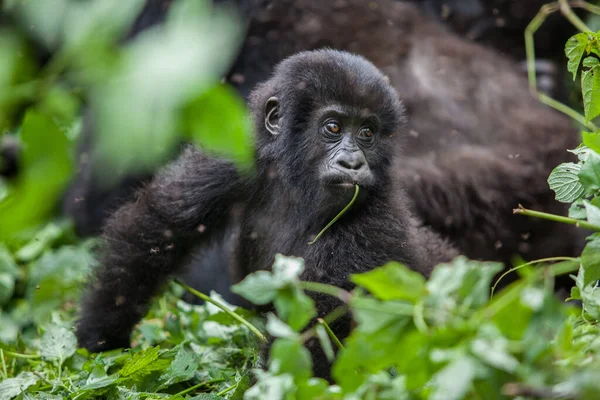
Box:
359 127 374 138
326 122 341 134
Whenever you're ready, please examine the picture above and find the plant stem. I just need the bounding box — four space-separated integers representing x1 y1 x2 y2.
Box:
514 204 600 231
3 350 41 359
174 280 267 343
559 0 592 32
217 384 237 396
173 378 225 397
309 184 359 244
491 257 579 298
317 318 344 350
299 281 352 302
0 349 7 379
538 92 598 131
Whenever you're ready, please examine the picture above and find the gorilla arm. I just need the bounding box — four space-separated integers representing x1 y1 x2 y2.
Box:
76 146 249 352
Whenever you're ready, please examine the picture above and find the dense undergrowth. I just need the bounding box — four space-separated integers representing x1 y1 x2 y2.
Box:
3 0 600 399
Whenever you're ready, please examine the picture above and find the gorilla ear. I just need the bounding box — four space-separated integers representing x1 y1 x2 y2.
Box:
264 97 280 136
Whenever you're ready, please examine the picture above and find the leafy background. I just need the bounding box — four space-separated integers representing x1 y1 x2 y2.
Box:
3 1 600 399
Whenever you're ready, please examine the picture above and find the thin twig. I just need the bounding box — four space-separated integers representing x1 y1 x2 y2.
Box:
317 318 344 350
491 257 579 298
514 204 600 231
309 184 359 244
175 280 267 342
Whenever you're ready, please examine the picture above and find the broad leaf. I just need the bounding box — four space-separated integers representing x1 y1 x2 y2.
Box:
548 162 585 202
565 33 588 80
351 261 425 302
582 64 600 122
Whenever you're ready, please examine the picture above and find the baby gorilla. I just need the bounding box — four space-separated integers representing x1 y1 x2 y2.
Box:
76 49 457 376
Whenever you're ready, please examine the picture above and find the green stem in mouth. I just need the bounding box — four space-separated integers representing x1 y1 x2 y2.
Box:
308 184 360 245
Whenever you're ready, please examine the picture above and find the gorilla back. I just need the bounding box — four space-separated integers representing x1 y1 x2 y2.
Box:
75 50 456 377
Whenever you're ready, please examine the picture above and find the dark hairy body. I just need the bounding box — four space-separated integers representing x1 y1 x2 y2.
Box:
76 50 457 378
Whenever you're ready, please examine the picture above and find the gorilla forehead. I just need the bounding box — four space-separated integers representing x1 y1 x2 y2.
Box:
252 49 405 135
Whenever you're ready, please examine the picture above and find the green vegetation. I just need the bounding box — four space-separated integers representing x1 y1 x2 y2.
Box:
4 0 600 399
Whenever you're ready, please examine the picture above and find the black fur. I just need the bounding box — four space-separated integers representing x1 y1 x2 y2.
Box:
75 50 458 378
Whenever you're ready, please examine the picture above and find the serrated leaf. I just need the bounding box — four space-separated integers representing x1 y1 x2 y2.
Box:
582 64 600 122
548 162 585 202
351 261 425 302
0 372 38 400
566 33 589 80
40 325 77 364
579 150 600 191
159 346 199 388
119 346 160 380
81 364 118 390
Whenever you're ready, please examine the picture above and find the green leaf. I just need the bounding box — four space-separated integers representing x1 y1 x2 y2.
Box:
40 325 77 364
575 266 600 319
0 372 38 400
585 200 600 226
185 85 255 171
269 338 313 380
273 287 316 332
0 111 74 238
0 245 19 305
265 313 299 340
159 346 199 388
119 346 161 380
91 2 244 184
548 162 585 203
569 199 587 219
579 150 600 192
429 356 478 400
470 325 519 373
565 33 589 80
582 64 600 122
582 237 600 286
351 261 425 302
583 131 600 155
426 257 503 317
81 364 118 390
231 254 306 306
315 325 335 362
231 271 281 305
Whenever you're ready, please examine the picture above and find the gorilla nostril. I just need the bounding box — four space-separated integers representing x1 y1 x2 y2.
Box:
337 153 366 170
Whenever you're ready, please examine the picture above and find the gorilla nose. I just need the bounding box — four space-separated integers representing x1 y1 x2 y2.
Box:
336 152 367 171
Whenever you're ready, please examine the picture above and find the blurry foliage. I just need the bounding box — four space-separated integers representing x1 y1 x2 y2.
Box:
0 0 252 239
3 0 600 399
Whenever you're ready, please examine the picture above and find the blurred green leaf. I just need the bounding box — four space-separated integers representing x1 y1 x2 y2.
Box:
0 372 38 400
269 338 312 381
0 111 73 238
185 85 254 171
352 261 425 302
